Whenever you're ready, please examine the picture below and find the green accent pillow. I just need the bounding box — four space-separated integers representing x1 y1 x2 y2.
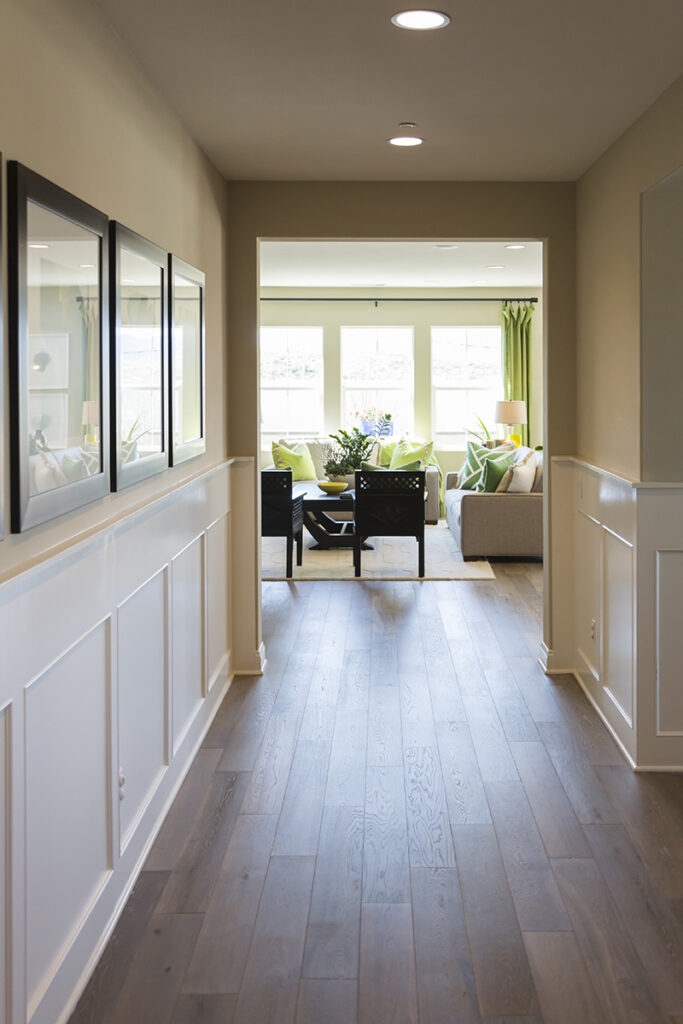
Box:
360 459 421 472
477 450 516 492
389 438 433 469
378 441 397 467
272 440 316 481
459 441 514 491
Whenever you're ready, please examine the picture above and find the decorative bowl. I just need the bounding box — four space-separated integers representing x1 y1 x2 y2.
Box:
317 480 348 495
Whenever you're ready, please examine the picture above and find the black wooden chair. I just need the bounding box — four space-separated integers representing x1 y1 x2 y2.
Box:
353 469 425 578
261 468 304 577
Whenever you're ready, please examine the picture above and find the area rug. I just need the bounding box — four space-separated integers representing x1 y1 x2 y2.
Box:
261 521 495 581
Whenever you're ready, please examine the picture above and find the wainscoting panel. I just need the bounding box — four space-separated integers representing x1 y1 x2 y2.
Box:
575 510 602 683
602 528 634 726
206 513 230 692
24 619 112 1019
117 568 169 854
656 549 683 736
171 535 205 755
0 460 254 1024
552 458 683 770
0 702 10 1024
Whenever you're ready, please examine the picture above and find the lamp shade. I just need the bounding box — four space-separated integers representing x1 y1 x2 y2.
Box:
81 400 100 427
495 400 527 425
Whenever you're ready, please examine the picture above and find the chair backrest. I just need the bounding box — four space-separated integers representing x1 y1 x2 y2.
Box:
261 468 294 535
354 470 425 538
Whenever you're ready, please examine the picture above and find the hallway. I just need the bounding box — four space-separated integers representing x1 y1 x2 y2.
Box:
71 568 683 1023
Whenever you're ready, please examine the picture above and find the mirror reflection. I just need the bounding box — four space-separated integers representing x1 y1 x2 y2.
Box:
27 201 101 497
119 248 164 463
172 273 202 445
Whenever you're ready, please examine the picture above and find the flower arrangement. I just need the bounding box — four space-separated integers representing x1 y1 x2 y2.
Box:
356 407 394 438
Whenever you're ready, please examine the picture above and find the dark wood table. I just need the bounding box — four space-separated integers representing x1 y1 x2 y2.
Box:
293 481 371 549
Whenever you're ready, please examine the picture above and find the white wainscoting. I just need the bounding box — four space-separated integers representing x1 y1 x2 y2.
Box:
0 459 257 1024
551 458 683 771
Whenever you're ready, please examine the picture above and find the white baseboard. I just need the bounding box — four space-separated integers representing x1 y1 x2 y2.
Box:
236 641 266 676
538 641 574 675
568 669 636 769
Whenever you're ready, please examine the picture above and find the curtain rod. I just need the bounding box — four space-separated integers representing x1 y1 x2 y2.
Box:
259 296 538 303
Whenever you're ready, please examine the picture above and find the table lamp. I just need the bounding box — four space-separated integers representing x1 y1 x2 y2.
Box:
495 400 527 446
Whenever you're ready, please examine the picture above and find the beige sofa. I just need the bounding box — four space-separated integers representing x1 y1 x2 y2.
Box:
445 451 543 559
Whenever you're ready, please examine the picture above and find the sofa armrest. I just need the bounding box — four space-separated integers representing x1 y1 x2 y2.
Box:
459 491 543 558
446 471 460 490
424 465 439 523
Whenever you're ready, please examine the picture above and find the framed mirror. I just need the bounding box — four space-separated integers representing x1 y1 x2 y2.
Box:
110 223 168 490
169 255 206 465
8 162 110 532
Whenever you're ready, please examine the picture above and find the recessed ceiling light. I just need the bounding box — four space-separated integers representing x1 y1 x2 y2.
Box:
80 263 95 269
388 136 423 146
391 10 451 30
487 265 505 269
29 243 50 249
434 243 458 249
505 244 526 250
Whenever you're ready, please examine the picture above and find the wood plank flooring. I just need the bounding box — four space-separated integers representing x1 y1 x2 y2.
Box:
70 563 683 1024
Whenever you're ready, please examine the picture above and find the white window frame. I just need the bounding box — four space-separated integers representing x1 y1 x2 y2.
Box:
431 325 503 449
340 326 415 434
259 325 324 440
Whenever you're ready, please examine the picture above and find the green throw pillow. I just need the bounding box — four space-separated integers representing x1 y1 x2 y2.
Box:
459 441 514 490
378 440 397 467
271 440 316 481
477 450 516 492
389 438 433 469
360 460 421 472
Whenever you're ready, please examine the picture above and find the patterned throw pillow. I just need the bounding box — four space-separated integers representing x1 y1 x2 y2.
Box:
459 442 514 491
272 440 316 480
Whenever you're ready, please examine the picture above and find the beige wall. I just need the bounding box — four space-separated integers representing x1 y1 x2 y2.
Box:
641 178 683 481
0 0 229 577
259 285 544 476
576 72 683 480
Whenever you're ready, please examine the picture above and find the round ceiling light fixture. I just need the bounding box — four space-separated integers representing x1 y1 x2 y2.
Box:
388 135 424 146
434 243 458 249
505 244 526 250
391 9 450 30
487 264 505 270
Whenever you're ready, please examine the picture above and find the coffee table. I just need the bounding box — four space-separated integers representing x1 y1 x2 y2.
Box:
293 481 371 550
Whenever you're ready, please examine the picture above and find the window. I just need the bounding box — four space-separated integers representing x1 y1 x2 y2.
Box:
341 326 414 433
260 326 324 438
431 326 502 447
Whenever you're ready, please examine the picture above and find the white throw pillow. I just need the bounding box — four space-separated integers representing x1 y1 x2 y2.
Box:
507 448 537 493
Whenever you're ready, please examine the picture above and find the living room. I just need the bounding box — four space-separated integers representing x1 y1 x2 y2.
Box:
259 238 544 578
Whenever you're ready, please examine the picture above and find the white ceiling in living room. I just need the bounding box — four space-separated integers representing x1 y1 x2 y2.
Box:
94 0 683 181
260 240 543 288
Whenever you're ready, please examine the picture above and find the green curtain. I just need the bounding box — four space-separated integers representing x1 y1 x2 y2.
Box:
502 301 534 447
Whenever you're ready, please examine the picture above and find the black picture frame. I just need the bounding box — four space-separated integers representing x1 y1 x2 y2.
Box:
0 153 4 542
110 222 169 490
168 254 206 465
8 161 110 533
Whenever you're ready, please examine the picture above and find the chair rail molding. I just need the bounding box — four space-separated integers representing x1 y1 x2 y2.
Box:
549 456 683 772
0 459 256 1024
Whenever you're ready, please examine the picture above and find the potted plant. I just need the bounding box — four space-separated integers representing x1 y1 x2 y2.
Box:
323 427 377 486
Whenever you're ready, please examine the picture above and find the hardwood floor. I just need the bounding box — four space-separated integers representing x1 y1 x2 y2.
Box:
70 564 683 1024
